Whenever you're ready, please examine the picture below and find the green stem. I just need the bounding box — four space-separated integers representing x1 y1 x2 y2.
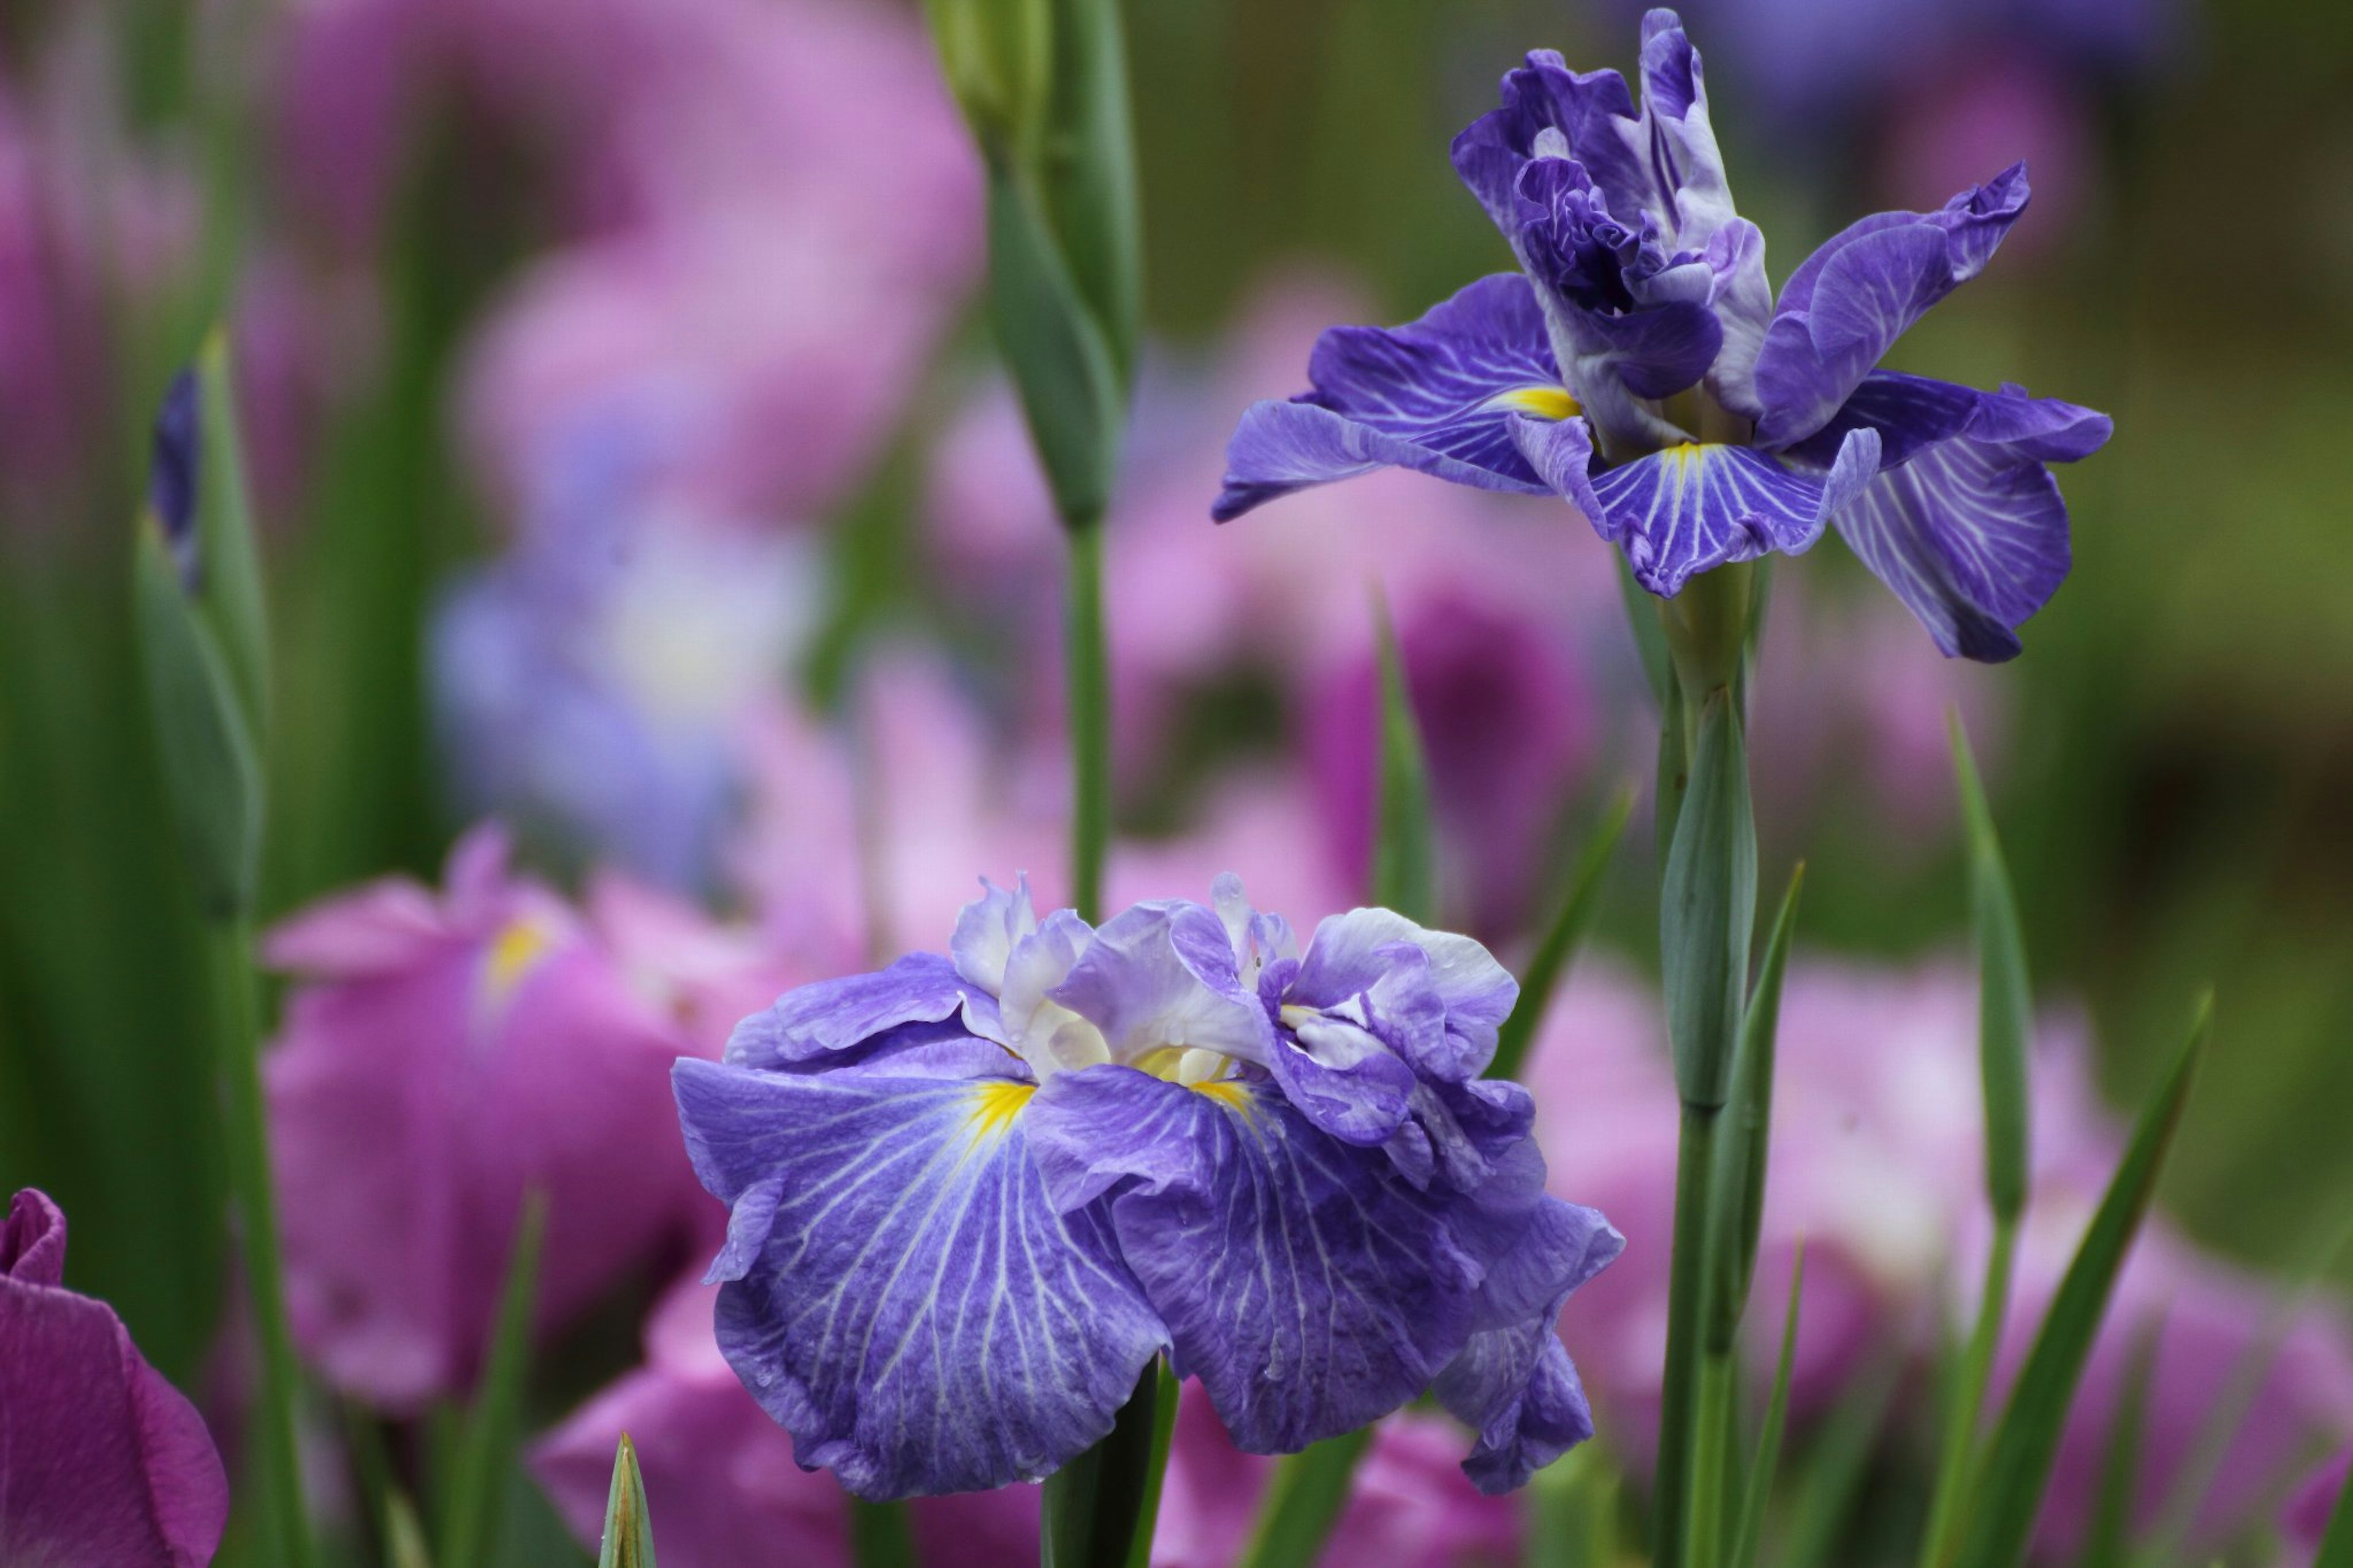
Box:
1066 516 1110 922
1689 1351 1737 1567
1651 1100 1721 1568
1121 1362 1183 1568
208 918 315 1568
1043 1364 1164 1568
1919 1216 2018 1568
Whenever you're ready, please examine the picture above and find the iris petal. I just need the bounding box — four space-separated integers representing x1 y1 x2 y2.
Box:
1582 430 1880 596
673 1059 1165 1499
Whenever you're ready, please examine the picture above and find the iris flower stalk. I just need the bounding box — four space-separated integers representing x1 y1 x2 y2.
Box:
1211 9 2109 1561
132 343 316 1568
922 0 1155 1558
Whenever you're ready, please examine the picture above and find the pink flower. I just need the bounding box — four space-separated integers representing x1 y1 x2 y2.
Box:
1150 1382 1518 1568
262 824 760 1407
1 1189 229 1568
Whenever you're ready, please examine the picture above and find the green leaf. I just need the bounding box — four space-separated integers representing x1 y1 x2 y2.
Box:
1950 995 2210 1568
133 521 261 920
1729 1240 1805 1568
1659 687 1756 1110
1488 785 1635 1082
1035 0 1142 387
387 1491 436 1568
2079 1322 2162 1568
1776 1346 1905 1568
1235 1428 1373 1568
986 162 1126 529
440 1189 548 1568
1370 589 1435 923
194 331 270 745
1654 678 1689 874
1120 1362 1183 1568
1705 863 1803 1352
1526 1447 1620 1568
1617 558 1673 708
1951 712 2030 1225
1043 1365 1165 1568
2317 1461 2353 1568
599 1434 656 1568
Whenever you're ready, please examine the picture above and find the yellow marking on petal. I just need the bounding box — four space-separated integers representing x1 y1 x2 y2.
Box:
1193 1079 1254 1115
483 918 558 1004
1130 1047 1187 1082
966 1080 1036 1142
1489 385 1581 421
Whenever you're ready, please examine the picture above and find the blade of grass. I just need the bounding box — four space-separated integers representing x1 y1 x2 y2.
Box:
439 1188 548 1568
1777 1346 1905 1568
1370 587 1434 922
1950 995 2210 1568
1120 1362 1183 1568
850 1499 912 1568
1729 1241 1805 1568
1489 784 1635 1082
2079 1320 2163 1568
2317 1461 2353 1568
387 1491 435 1568
1235 1428 1374 1568
1527 1445 1620 1568
599 1433 656 1568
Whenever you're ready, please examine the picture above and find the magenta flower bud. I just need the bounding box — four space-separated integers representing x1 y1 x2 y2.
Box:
262 823 738 1407
0 1189 229 1568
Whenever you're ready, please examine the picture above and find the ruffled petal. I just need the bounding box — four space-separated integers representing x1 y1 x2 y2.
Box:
949 875 1039 994
673 1060 1165 1499
1288 909 1518 1083
1586 429 1881 596
1026 1070 1493 1455
1049 899 1276 1071
1751 165 2031 449
1796 373 2110 660
1212 275 1567 521
726 952 979 1070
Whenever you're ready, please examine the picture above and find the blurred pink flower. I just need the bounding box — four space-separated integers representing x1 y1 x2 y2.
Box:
1 1188 229 1568
1522 950 2353 1540
262 823 767 1407
1150 1382 1518 1568
532 1273 1039 1568
2287 1450 2351 1556
1879 52 2094 259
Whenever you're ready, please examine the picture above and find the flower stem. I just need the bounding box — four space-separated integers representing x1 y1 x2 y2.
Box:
1044 1364 1164 1568
1066 515 1110 922
208 916 316 1568
1651 1099 1721 1568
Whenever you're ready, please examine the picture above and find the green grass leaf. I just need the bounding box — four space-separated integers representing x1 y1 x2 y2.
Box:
1488 785 1634 1082
1370 588 1435 923
1235 1427 1374 1568
598 1434 656 1568
1659 686 1756 1111
1729 1241 1806 1568
1705 863 1803 1352
1950 995 2210 1568
440 1189 548 1568
1951 712 2031 1225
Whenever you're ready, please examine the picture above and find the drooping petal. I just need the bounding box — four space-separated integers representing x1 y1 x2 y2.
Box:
1434 1195 1622 1492
1 1191 231 1568
726 951 982 1070
1584 429 1881 596
673 1059 1165 1499
1795 373 2110 661
1027 1070 1495 1455
1048 898 1276 1070
1212 275 1568 521
1751 165 2031 449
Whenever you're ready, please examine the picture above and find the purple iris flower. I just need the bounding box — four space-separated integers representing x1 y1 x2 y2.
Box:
1 1189 230 1568
1213 9 2112 661
673 875 1622 1500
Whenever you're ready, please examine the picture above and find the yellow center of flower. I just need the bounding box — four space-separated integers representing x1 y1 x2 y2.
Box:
482 917 558 1004
1489 385 1582 421
965 1080 1036 1141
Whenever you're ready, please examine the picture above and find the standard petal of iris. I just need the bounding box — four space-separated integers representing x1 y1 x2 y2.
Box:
1212 275 1570 521
1028 1069 1487 1454
1583 430 1880 596
1049 899 1275 1069
1801 373 2111 661
673 1060 1166 1498
1749 164 2030 449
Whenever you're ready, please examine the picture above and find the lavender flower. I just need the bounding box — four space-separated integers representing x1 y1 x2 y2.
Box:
1214 9 2112 660
673 876 1621 1499
0 1189 230 1568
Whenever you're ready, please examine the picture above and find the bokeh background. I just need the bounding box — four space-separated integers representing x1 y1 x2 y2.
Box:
3 0 2351 1561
